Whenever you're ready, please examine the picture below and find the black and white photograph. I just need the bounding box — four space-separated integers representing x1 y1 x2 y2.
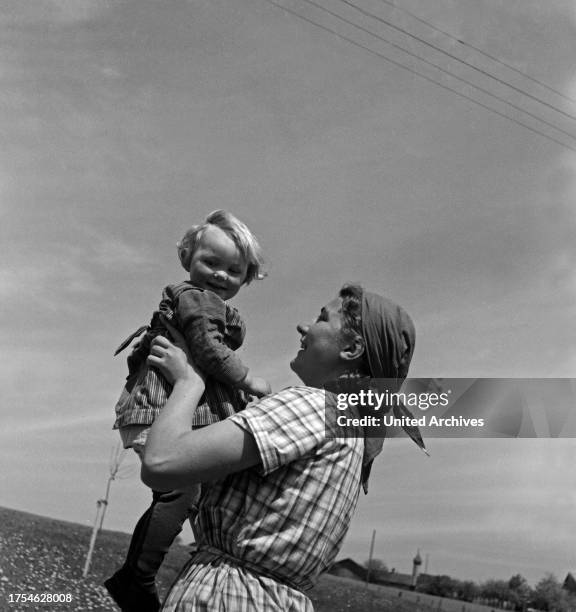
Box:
1 1 575 610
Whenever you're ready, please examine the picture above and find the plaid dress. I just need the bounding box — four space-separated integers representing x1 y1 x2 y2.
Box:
161 386 365 611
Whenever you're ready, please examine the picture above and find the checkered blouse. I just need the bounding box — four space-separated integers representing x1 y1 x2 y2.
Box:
161 386 365 611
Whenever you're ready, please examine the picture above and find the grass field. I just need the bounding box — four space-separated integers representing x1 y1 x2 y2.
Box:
0 505 439 611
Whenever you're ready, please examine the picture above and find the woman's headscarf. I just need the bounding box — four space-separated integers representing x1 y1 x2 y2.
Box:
362 291 415 382
360 290 416 492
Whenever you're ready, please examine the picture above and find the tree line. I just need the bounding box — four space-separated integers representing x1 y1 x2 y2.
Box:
365 560 576 611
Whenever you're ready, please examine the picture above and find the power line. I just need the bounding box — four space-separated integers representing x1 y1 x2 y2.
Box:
336 0 576 123
263 0 576 153
278 0 576 144
378 0 576 107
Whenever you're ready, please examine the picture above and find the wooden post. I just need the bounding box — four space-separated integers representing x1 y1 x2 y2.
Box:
82 443 127 577
365 529 376 584
82 500 105 578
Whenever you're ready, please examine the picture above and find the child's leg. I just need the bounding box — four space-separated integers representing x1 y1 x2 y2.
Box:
127 438 201 577
125 486 200 580
105 432 200 611
105 486 200 611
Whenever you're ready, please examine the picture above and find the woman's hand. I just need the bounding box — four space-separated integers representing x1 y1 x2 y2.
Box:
141 321 261 491
147 323 206 392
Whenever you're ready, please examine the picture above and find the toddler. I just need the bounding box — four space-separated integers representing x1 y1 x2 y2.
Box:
105 210 269 612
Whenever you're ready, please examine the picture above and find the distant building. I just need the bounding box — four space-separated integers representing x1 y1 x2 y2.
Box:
328 553 424 591
327 558 367 581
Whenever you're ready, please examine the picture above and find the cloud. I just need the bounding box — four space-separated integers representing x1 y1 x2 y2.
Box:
0 413 110 437
0 0 119 27
541 153 576 302
0 163 15 215
0 254 97 309
47 0 115 24
0 227 154 313
85 228 155 270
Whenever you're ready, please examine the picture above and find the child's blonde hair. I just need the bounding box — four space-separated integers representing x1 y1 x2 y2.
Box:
177 210 264 284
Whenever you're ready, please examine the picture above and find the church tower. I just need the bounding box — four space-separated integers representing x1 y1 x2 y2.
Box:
411 550 422 588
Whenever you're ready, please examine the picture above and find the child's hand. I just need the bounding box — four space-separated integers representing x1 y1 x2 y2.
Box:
240 374 272 398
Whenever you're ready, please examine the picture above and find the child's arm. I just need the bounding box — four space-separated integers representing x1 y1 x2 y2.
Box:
238 373 271 398
174 288 269 396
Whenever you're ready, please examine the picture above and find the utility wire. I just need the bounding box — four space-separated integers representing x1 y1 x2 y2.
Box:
285 0 576 143
263 0 576 153
378 0 576 106
337 0 576 122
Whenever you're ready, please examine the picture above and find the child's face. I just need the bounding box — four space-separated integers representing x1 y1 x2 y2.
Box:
188 225 248 301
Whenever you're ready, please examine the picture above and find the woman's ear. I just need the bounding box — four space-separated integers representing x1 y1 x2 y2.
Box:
340 333 365 362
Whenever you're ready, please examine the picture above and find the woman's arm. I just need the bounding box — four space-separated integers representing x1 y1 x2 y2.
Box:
141 334 261 490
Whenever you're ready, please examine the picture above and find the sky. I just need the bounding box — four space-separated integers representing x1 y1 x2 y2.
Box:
1 0 575 587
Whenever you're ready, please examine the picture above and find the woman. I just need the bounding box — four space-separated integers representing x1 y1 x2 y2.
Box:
141 283 416 611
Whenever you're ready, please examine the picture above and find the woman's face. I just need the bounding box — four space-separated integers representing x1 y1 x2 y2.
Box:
290 297 345 387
